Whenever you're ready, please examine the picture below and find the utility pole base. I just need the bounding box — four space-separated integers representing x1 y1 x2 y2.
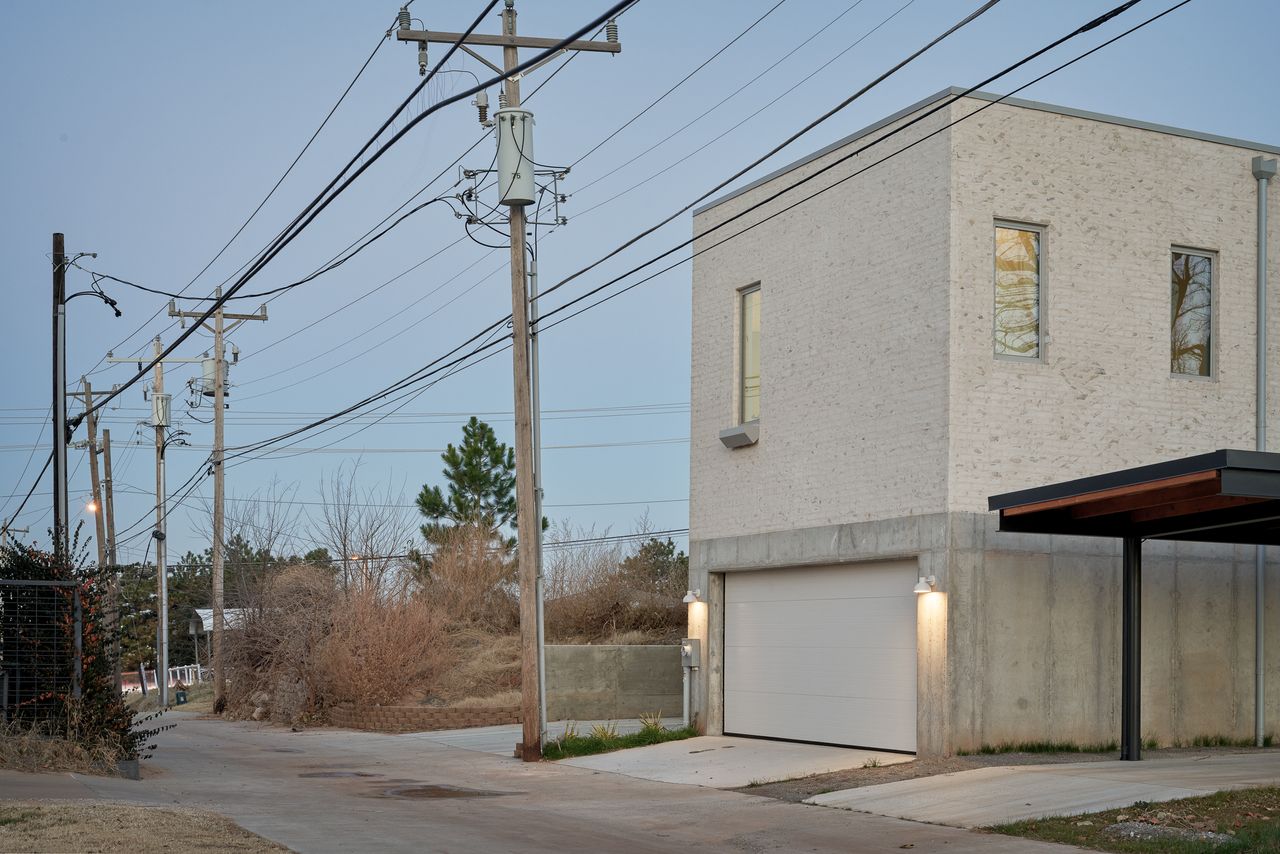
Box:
515 742 542 762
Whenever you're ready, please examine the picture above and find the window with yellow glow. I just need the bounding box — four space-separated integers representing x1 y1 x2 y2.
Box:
994 225 1041 358
739 286 761 423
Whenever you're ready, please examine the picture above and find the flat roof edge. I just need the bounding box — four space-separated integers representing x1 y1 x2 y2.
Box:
985 449 1280 512
693 87 1280 218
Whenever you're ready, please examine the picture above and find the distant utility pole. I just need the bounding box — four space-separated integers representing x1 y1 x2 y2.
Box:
69 378 117 571
109 336 201 706
51 234 68 555
397 0 621 762
101 428 120 692
170 291 267 711
0 525 30 549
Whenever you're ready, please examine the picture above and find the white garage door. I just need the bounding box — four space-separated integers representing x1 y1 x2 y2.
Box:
724 562 918 752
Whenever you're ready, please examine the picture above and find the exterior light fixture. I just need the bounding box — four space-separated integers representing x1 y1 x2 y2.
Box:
682 589 701 604
913 575 937 594
85 500 98 514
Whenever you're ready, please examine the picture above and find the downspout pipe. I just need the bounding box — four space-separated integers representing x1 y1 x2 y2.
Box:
1254 155 1277 748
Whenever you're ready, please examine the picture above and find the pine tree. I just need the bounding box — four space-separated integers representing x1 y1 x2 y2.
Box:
416 416 544 545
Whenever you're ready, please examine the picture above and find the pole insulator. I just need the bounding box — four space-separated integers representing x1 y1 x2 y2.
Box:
398 6 411 31
606 18 618 43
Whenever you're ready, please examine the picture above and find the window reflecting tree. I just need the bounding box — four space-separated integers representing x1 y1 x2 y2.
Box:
1171 251 1212 376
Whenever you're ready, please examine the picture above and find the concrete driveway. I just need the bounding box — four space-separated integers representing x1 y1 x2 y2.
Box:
560 735 910 788
0 712 1076 853
809 751 1280 827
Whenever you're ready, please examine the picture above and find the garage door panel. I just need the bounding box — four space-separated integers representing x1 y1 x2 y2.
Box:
724 690 917 752
725 565 915 602
724 562 917 752
725 647 917 698
726 601 916 650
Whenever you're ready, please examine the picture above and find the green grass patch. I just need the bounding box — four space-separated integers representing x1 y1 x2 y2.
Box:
0 809 37 827
542 722 698 760
957 739 1118 756
991 786 1280 853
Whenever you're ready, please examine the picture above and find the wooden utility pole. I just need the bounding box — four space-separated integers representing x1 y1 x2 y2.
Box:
397 0 620 762
71 378 109 569
102 427 120 691
170 292 266 711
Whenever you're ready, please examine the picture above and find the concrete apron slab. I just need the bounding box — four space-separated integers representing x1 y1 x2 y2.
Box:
560 735 911 789
409 717 683 757
807 752 1280 828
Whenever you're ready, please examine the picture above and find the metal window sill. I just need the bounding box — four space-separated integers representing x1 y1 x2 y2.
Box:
719 421 759 449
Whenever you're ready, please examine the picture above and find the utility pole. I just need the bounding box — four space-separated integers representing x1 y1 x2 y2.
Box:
0 526 30 548
170 292 266 711
69 378 113 571
397 0 620 762
101 428 120 692
52 234 68 556
109 337 201 705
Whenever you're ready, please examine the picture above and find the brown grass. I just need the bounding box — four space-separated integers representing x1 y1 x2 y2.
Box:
0 801 287 852
0 720 121 775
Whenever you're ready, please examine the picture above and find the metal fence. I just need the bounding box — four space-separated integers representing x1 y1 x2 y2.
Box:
0 579 81 724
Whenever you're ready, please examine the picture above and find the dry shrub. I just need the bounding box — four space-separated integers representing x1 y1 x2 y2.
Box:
223 565 336 724
544 527 686 643
420 525 518 631
316 585 450 707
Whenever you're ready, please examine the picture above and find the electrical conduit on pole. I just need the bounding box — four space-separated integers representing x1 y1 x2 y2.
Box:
1255 154 1277 748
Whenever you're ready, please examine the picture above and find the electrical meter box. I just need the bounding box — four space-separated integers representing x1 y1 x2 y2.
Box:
680 638 701 669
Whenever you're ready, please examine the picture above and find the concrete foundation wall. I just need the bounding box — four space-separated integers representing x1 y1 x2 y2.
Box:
545 645 682 722
949 515 1280 752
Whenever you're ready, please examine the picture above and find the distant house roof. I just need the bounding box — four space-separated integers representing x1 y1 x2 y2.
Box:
693 87 1280 217
192 607 248 633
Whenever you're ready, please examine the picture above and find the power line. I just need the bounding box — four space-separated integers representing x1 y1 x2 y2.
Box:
83 7 408 377
78 1 629 427
532 0 1004 309
569 0 790 169
533 0 1166 333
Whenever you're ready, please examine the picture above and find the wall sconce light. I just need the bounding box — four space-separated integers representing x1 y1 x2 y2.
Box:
682 589 702 604
913 575 937 594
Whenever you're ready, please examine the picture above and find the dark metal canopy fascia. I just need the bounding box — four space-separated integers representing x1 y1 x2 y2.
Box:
987 449 1280 544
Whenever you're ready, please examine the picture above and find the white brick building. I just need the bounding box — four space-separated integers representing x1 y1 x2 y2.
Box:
687 89 1280 756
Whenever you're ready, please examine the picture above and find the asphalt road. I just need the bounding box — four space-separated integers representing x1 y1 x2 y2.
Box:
1 713 1080 853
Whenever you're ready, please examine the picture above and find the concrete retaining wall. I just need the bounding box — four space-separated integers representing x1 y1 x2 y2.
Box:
329 704 520 733
546 645 682 721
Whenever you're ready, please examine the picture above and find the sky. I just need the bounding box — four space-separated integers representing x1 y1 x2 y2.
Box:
2 0 1277 564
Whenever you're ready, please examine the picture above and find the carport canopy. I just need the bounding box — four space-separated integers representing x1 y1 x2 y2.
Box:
988 449 1280 760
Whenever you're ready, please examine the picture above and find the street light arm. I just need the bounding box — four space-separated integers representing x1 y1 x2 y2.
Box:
66 289 123 317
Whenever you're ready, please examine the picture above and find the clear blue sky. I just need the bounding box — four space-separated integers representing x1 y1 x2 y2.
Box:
2 0 1276 563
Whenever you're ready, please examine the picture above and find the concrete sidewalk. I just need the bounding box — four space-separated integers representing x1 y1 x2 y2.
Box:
561 735 909 789
808 751 1280 827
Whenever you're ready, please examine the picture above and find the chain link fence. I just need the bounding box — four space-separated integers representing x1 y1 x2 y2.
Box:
0 579 81 724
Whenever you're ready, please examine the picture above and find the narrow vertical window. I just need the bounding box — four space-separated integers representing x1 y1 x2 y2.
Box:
740 286 761 423
1171 250 1213 377
994 224 1042 358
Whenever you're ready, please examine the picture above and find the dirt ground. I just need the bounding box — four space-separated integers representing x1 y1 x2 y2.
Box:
738 746 1280 803
0 801 289 853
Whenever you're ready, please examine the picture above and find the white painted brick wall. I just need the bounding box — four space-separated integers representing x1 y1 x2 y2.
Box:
947 98 1280 511
690 109 953 542
691 93 1280 542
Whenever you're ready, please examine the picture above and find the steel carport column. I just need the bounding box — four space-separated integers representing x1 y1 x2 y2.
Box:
1121 536 1142 760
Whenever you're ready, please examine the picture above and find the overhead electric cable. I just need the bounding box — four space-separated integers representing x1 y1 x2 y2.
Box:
535 0 1161 331
77 0 629 427
533 0 1004 308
